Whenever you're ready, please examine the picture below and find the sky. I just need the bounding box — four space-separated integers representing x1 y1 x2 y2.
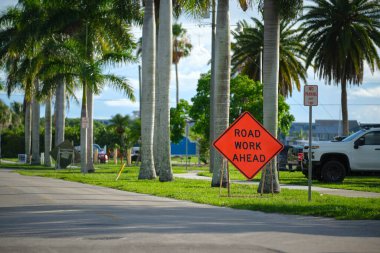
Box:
1 0 379 124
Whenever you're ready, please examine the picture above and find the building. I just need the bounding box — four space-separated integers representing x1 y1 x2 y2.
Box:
170 137 197 156
286 119 360 145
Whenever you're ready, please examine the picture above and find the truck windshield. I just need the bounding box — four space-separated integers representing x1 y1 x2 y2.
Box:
341 130 365 142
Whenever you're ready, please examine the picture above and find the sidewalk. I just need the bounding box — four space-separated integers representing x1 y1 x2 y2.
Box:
174 171 380 198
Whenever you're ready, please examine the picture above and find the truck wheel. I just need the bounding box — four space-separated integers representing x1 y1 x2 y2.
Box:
321 161 346 182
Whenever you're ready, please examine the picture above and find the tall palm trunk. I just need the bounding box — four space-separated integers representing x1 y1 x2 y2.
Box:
139 0 157 180
157 0 173 182
31 81 40 165
24 100 32 164
87 88 95 172
80 84 88 173
175 62 179 106
211 0 230 187
55 80 65 146
209 0 217 173
153 3 160 176
44 96 52 167
341 79 349 136
258 0 281 193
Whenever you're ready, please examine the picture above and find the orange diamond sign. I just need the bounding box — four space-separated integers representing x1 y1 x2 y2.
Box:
213 111 284 179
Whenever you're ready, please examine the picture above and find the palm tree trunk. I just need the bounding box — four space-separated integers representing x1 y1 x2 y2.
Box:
175 62 179 106
153 3 160 176
139 0 157 180
31 81 40 165
55 80 65 146
80 84 88 173
341 79 349 136
258 0 281 193
209 0 217 173
44 96 52 167
211 0 230 187
25 99 32 164
157 0 173 182
86 88 95 172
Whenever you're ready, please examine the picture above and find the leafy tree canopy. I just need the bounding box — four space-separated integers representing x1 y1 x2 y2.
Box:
190 73 295 145
170 99 191 144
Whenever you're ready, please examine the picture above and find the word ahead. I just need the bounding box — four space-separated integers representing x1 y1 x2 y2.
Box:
213 112 284 179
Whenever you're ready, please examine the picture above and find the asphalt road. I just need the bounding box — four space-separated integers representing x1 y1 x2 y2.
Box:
0 169 379 253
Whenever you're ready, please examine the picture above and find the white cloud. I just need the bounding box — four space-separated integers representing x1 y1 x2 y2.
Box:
104 99 138 108
350 86 380 98
350 106 380 123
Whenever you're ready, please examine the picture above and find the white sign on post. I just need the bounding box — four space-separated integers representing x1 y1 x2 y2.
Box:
304 85 318 106
303 85 318 202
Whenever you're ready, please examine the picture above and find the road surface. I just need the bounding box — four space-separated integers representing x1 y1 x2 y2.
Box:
0 169 379 253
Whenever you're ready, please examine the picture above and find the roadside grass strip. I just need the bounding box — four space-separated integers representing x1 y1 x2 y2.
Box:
1 163 379 220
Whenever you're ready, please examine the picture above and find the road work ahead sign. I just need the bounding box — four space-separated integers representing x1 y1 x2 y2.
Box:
213 112 284 179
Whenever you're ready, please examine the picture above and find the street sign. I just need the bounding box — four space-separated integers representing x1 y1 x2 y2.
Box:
304 85 318 106
213 112 284 179
304 85 318 201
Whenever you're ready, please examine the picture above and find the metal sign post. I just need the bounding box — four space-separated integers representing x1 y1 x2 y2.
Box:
304 85 318 202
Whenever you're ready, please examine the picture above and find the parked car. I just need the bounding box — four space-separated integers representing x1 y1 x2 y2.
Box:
278 145 303 171
75 144 108 163
303 128 380 182
131 147 140 162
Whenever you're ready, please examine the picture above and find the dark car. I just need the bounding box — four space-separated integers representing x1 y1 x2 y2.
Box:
278 145 303 171
287 145 303 171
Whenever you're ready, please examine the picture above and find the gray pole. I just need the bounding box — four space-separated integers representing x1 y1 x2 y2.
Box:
0 129 2 164
260 46 263 84
185 121 189 170
138 65 142 118
209 0 216 173
308 106 312 201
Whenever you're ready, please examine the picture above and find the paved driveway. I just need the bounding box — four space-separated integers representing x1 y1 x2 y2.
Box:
0 169 379 253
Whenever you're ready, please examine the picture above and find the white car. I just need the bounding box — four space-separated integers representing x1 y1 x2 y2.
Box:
303 128 380 182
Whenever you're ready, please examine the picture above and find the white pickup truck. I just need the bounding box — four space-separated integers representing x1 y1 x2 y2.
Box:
302 128 380 182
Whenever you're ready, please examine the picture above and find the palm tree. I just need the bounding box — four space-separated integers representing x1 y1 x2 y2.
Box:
139 0 157 180
0 1 45 164
172 23 192 106
301 0 380 136
44 94 52 167
55 81 65 146
259 0 303 193
42 0 140 173
31 81 41 165
210 0 231 187
157 0 173 182
232 17 307 97
109 114 130 164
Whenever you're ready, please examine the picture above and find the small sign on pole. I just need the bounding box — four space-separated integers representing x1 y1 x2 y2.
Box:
304 85 318 106
304 85 318 202
81 117 89 128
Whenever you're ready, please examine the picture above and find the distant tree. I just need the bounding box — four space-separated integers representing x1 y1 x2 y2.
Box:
170 99 191 144
232 17 307 97
109 114 130 164
190 73 295 160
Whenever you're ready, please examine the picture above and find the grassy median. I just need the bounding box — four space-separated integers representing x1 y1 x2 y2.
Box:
1 162 379 220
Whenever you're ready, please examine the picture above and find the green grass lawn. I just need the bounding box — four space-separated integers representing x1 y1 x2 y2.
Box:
0 158 19 163
1 163 379 220
198 166 380 193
